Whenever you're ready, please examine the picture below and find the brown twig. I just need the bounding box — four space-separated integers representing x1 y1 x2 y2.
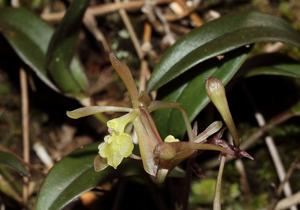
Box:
254 112 296 210
141 22 152 54
268 159 299 210
155 7 176 46
41 0 172 23
115 0 144 59
275 191 300 210
235 159 251 201
204 109 297 168
139 22 152 92
83 10 111 53
20 68 30 203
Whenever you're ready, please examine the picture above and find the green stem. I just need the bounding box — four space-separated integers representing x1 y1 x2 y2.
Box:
213 156 226 210
148 101 194 141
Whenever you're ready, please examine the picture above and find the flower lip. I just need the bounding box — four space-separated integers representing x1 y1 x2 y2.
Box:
98 133 134 169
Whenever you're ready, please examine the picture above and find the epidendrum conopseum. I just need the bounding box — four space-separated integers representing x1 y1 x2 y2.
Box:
67 53 253 183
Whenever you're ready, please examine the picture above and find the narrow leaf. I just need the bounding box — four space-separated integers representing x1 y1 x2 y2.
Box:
0 7 59 92
147 11 300 91
36 143 141 210
246 63 300 78
46 0 89 94
0 147 29 176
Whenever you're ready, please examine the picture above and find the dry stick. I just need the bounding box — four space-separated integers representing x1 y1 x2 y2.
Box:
241 110 295 151
242 83 297 210
142 0 158 27
139 60 150 92
20 69 30 203
139 22 152 92
204 109 296 168
275 191 300 210
163 0 199 22
269 159 299 210
255 112 297 210
189 12 203 27
115 0 144 60
155 7 176 45
83 10 111 53
235 159 251 201
41 0 172 22
12 0 30 203
141 22 152 54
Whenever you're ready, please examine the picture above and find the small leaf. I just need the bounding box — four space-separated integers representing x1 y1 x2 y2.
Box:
147 11 300 91
46 0 89 95
36 143 141 210
153 50 248 138
0 147 29 176
246 63 300 78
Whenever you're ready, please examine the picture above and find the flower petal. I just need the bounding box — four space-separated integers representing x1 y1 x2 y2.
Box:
116 133 134 157
107 111 138 133
98 133 134 169
67 106 132 119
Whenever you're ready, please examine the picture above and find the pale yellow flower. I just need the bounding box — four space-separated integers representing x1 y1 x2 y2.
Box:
164 135 180 143
107 111 138 134
98 111 138 169
98 133 134 169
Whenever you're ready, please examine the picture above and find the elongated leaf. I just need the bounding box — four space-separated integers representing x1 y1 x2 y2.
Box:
0 147 29 176
0 7 88 96
47 0 89 94
246 63 300 78
154 50 249 138
36 143 141 210
0 7 59 92
147 11 300 91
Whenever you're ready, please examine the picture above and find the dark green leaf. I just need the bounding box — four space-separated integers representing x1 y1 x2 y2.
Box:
36 143 142 210
246 63 300 78
0 7 89 96
47 0 89 94
0 7 59 92
0 147 29 176
154 51 248 138
147 11 300 91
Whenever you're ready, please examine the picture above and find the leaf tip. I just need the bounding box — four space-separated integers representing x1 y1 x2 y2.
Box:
66 110 78 119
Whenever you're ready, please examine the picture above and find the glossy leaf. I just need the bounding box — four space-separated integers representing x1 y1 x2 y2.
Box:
36 143 141 210
0 147 29 176
46 0 89 94
147 11 300 91
0 7 59 92
154 51 248 138
246 63 300 78
0 7 89 96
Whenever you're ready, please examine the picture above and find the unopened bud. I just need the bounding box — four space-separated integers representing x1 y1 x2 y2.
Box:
205 77 240 147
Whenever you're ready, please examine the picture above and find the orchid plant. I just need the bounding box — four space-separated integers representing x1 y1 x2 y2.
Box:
67 53 252 183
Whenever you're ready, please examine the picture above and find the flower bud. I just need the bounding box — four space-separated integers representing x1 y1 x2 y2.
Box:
205 77 240 147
